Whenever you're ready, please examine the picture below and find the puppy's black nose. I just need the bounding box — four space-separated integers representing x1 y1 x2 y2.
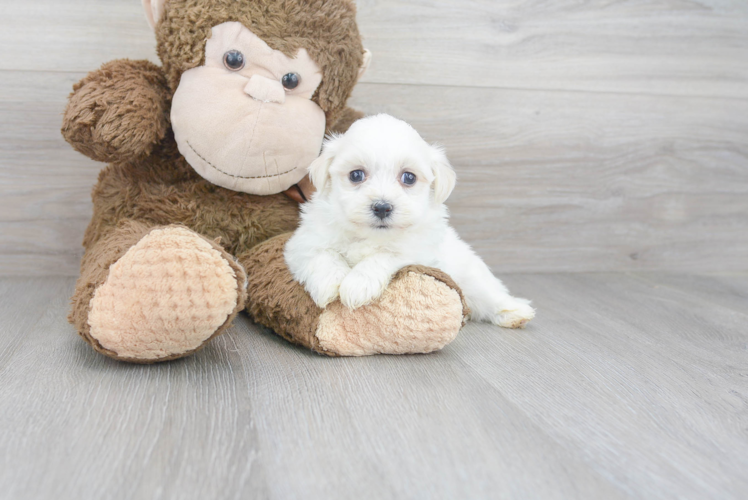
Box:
372 201 393 220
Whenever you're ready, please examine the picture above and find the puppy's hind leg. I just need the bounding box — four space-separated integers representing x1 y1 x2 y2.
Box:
489 294 536 329
460 273 535 329
439 229 535 329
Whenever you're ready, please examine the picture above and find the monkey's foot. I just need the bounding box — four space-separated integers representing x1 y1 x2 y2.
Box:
87 226 246 362
315 267 467 355
242 233 469 356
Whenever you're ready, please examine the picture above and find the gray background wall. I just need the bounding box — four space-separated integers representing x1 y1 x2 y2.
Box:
2 0 746 275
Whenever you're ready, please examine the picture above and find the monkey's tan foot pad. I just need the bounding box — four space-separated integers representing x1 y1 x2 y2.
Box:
87 226 246 362
243 233 469 356
315 269 468 355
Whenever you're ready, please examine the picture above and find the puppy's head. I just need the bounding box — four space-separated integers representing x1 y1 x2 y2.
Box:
308 114 456 232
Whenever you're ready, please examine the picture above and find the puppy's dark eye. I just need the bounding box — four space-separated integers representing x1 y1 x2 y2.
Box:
401 172 417 186
349 170 366 183
282 73 300 90
223 50 245 71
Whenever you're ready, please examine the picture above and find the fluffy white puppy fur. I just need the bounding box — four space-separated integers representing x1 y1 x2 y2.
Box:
285 114 535 328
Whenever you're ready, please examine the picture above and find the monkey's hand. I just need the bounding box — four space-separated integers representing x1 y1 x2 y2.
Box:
62 59 171 163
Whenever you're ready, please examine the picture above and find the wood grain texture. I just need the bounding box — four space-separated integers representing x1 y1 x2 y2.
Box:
0 0 747 275
349 84 748 272
0 1 158 73
454 273 748 499
0 71 97 275
3 71 746 274
4 0 747 98
353 0 748 98
1 274 746 499
3 3 746 498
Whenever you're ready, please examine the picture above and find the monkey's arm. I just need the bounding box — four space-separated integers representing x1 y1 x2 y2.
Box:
62 59 171 163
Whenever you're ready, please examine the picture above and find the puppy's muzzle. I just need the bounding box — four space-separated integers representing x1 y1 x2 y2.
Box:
372 201 393 220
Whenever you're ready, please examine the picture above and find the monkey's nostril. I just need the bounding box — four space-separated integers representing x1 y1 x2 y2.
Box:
372 201 393 220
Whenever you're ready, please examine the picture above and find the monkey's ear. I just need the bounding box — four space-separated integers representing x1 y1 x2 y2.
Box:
142 0 167 29
358 49 372 81
430 144 456 204
308 136 341 192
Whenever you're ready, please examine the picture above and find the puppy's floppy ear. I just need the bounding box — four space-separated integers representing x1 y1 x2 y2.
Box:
308 135 341 192
430 144 456 204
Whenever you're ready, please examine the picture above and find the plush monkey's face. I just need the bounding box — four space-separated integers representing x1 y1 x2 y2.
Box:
144 0 369 195
170 22 326 195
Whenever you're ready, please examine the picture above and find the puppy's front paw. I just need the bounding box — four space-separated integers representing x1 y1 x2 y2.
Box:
339 269 389 310
495 298 536 329
306 269 349 308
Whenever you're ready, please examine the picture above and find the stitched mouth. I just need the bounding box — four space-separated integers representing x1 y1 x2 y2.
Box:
186 140 298 179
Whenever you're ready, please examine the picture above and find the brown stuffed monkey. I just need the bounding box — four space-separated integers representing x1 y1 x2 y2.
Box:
62 0 468 363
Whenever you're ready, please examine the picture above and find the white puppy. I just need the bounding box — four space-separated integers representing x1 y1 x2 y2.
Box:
284 114 535 328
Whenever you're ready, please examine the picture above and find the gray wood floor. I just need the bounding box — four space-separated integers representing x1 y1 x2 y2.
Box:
1 274 746 499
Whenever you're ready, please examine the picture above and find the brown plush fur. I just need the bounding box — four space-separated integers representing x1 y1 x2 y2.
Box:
156 0 365 126
327 107 366 135
241 233 469 356
66 132 299 361
62 60 170 163
69 221 248 363
81 136 300 255
62 0 366 361
62 0 465 362
239 233 328 353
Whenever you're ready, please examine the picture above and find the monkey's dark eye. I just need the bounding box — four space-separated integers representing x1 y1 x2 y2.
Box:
223 50 245 71
349 170 366 183
401 172 417 186
282 73 300 90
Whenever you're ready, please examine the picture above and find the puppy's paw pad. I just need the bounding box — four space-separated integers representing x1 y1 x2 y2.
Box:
339 272 387 310
495 301 536 329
